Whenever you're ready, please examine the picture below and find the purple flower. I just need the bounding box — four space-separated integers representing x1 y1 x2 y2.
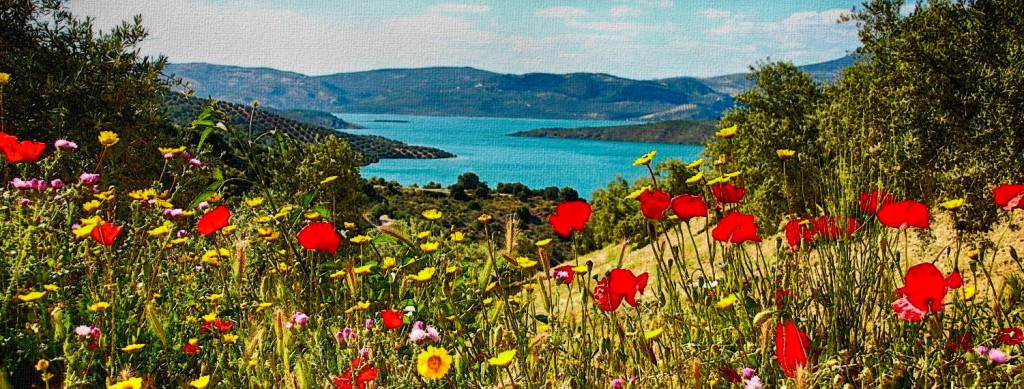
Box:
49 179 63 189
744 376 763 389
79 172 100 185
359 347 371 359
54 139 78 150
409 321 441 344
988 348 1009 364
335 327 356 343
11 178 46 190
610 378 625 389
176 229 189 238
164 209 187 219
365 318 375 329
74 325 92 337
188 158 203 167
18 198 31 206
976 345 990 355
741 368 756 380
286 312 309 328
197 201 210 211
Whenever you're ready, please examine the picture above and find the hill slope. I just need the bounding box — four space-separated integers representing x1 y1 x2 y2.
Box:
509 120 718 145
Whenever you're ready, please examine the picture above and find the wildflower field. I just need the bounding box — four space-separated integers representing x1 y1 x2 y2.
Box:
4 95 1024 388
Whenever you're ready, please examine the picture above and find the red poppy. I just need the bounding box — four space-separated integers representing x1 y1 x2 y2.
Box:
670 194 708 221
892 263 961 321
997 327 1024 346
592 277 621 311
636 188 670 219
774 289 792 308
858 190 895 215
712 212 761 244
205 318 233 332
0 135 46 164
993 183 1024 211
550 265 575 285
332 357 379 389
710 182 745 204
946 332 973 353
775 320 810 378
548 201 592 237
90 222 123 246
196 205 231 236
183 342 200 355
381 310 404 329
785 218 815 252
593 268 649 311
296 221 343 254
877 200 930 230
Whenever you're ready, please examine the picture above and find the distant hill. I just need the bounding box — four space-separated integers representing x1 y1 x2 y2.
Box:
163 93 453 165
697 54 857 97
166 55 855 121
265 108 363 130
509 120 718 145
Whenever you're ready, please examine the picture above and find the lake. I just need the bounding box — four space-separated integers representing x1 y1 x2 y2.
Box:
336 114 704 198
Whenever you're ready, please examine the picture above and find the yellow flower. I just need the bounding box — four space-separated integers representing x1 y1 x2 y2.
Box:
483 297 494 305
416 346 453 380
625 185 652 200
120 344 145 353
274 206 293 220
477 213 493 224
416 231 432 240
35 359 49 371
221 225 237 235
633 150 657 166
571 264 589 275
206 193 223 203
706 176 729 186
776 149 796 159
445 265 458 274
406 267 437 282
254 216 272 224
715 124 738 139
685 171 705 184
0 73 9 85
940 198 965 211
485 282 497 292
94 190 116 202
330 270 347 279
16 291 46 302
202 312 219 322
72 224 96 238
43 284 59 292
344 222 357 230
685 158 704 169
256 302 273 312
128 188 157 200
724 171 742 179
420 242 439 254
644 328 664 340
158 146 187 156
350 235 371 245
422 209 442 220
967 249 981 260
450 231 465 243
488 350 517 367
303 212 320 220
535 238 552 248
960 285 976 301
147 222 172 238
382 256 397 270
206 293 223 301
98 131 119 147
515 257 537 269
189 375 211 389
537 323 552 332
346 301 371 314
223 334 238 344
715 294 737 310
353 264 374 275
89 302 110 311
107 377 142 389
83 200 102 212
320 175 339 185
245 197 265 208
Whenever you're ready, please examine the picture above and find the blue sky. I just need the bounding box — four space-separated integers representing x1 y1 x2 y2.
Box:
68 0 864 79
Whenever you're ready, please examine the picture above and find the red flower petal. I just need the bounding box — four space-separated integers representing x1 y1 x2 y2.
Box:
183 342 200 355
670 194 708 221
381 310 404 329
775 321 810 378
711 182 745 204
636 189 670 219
997 327 1024 346
891 296 926 322
784 218 815 252
550 265 575 285
548 201 592 237
90 222 123 246
712 212 761 244
0 137 47 164
858 190 895 215
877 200 930 230
896 263 956 315
592 277 623 312
946 271 963 289
197 205 231 236
993 183 1024 211
296 221 342 254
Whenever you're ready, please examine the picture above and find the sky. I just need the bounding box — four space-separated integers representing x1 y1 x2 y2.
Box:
67 0 865 80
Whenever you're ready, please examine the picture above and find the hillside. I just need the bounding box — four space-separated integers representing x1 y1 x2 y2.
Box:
265 107 364 130
163 93 453 165
165 56 854 122
509 119 718 145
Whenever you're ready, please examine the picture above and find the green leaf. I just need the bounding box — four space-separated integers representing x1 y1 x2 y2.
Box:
189 181 222 209
298 190 316 207
276 132 288 159
211 168 224 181
196 126 213 151
372 234 398 244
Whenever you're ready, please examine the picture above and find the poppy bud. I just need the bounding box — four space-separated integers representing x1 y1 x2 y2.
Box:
1011 246 1019 262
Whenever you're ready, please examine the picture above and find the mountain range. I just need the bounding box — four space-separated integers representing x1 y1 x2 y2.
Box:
166 55 854 122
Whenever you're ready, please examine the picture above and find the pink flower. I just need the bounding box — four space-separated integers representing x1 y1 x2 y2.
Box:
741 368 756 379
54 139 78 150
359 347 371 359
891 297 926 322
286 312 309 328
409 321 441 343
744 376 764 389
336 328 356 343
988 348 1009 364
365 318 375 329
79 172 100 185
18 198 31 206
49 179 63 189
610 378 625 389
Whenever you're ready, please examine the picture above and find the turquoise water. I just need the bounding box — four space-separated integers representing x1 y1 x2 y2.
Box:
336 114 704 198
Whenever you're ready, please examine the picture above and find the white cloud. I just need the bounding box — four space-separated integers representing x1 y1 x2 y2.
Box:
701 9 731 19
610 6 643 17
426 4 491 14
565 20 640 33
535 6 588 18
613 0 673 8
